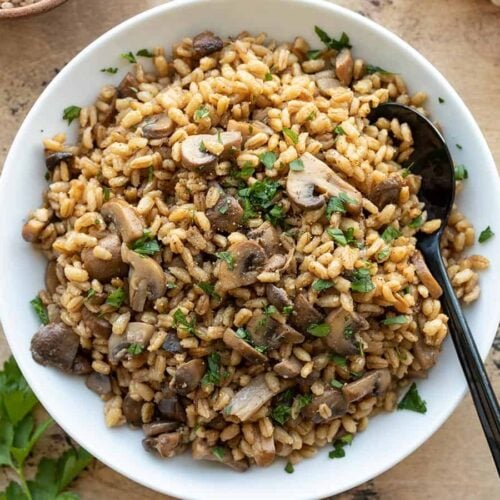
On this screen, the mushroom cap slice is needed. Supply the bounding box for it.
[140,113,174,139]
[45,152,74,171]
[266,285,293,311]
[218,240,266,291]
[173,359,206,395]
[223,328,267,364]
[82,233,129,282]
[411,250,443,299]
[117,72,139,98]
[335,48,354,86]
[192,31,224,58]
[85,372,112,397]
[369,175,404,208]
[289,293,323,334]
[273,356,302,378]
[81,307,112,339]
[122,245,167,312]
[126,322,155,345]
[286,153,362,212]
[413,334,439,370]
[247,221,283,256]
[206,193,243,233]
[180,132,242,170]
[301,389,348,423]
[342,369,391,403]
[143,431,184,458]
[324,308,369,356]
[142,421,180,437]
[101,199,144,243]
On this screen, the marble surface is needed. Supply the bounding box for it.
[0,0,499,498]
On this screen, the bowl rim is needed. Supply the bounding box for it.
[0,0,499,497]
[0,0,67,19]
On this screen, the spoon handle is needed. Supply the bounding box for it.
[425,250,500,474]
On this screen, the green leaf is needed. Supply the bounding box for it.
[314,26,351,51]
[456,143,463,150]
[339,434,353,446]
[197,282,220,300]
[271,403,291,425]
[438,97,445,104]
[259,151,277,170]
[325,192,358,218]
[306,49,321,60]
[57,447,94,492]
[238,178,283,226]
[365,64,393,75]
[397,382,427,414]
[10,418,53,469]
[454,164,468,180]
[294,393,312,411]
[127,343,144,356]
[201,353,222,386]
[101,67,118,74]
[330,354,347,367]
[289,159,304,171]
[62,106,81,126]
[30,297,48,325]
[0,417,14,468]
[307,323,330,337]
[103,187,110,201]
[376,247,391,262]
[381,225,401,243]
[194,106,210,120]
[215,251,235,270]
[233,164,255,180]
[121,51,137,63]
[129,230,161,256]
[382,315,408,326]
[479,226,494,243]
[326,228,347,246]
[329,442,346,459]
[408,215,423,229]
[136,49,153,57]
[350,268,375,293]
[235,328,250,341]
[330,378,344,389]
[105,288,125,308]
[311,279,333,292]
[284,462,294,473]
[334,125,345,135]
[173,309,196,335]
[282,128,299,144]
[264,305,278,316]
[264,72,273,82]
[282,305,294,315]
[211,447,225,461]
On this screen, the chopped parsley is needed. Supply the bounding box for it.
[382,315,408,326]
[194,106,210,120]
[381,225,401,243]
[218,198,230,214]
[408,215,423,229]
[295,393,312,410]
[307,49,322,60]
[350,268,375,293]
[101,67,118,74]
[136,48,154,57]
[62,105,81,125]
[235,328,251,341]
[202,352,222,385]
[289,158,304,171]
[173,309,197,335]
[456,143,463,150]
[264,72,273,82]
[479,226,494,243]
[326,227,356,247]
[334,125,346,135]
[397,382,427,413]
[312,279,333,292]
[103,186,111,201]
[30,297,49,325]
[129,230,160,256]
[211,446,225,461]
[271,403,292,425]
[306,111,316,121]
[365,64,393,75]
[121,51,137,63]
[330,378,344,389]
[329,442,346,458]
[325,192,358,217]
[376,247,391,262]
[199,141,207,153]
[106,287,125,308]
[343,323,354,340]
[331,354,347,367]
[127,343,144,356]
[283,127,299,144]
[197,282,220,300]
[86,288,96,299]
[238,178,284,226]
[233,164,255,180]
[264,304,278,316]
[259,151,278,170]
[147,166,154,183]
[282,305,294,315]
[215,251,235,270]
[438,97,445,104]
[284,462,294,474]
[167,282,177,290]
[314,26,351,50]
[455,164,468,181]
[307,323,330,337]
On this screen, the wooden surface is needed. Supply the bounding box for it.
[0,0,499,498]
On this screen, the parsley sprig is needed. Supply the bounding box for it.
[314,26,351,51]
[129,230,161,256]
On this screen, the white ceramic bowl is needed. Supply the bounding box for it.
[0,1,499,498]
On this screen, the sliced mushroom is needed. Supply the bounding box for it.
[71,354,92,375]
[324,308,368,356]
[247,221,282,256]
[217,240,266,291]
[107,334,131,364]
[101,199,144,243]
[81,307,112,338]
[314,71,342,97]
[22,219,46,243]
[226,374,283,422]
[45,260,60,295]
[369,175,404,208]
[162,331,184,354]
[126,322,155,346]
[206,193,243,233]
[273,356,302,378]
[286,153,362,212]
[173,359,206,396]
[117,72,139,98]
[253,433,275,467]
[140,113,174,140]
[342,369,391,403]
[142,421,180,437]
[266,285,293,311]
[192,439,249,471]
[301,389,348,423]
[246,314,283,350]
[85,372,112,397]
[289,294,323,334]
[45,152,74,171]
[411,250,443,299]
[192,31,224,58]
[82,233,129,281]
[223,328,267,364]
[31,322,80,373]
[158,393,187,422]
[122,245,166,312]
[335,48,354,86]
[123,394,143,426]
[143,431,184,458]
[277,323,305,344]
[413,334,439,370]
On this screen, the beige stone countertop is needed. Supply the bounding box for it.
[0,0,499,498]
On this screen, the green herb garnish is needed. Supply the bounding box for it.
[408,215,423,229]
[271,403,292,425]
[264,72,273,82]
[101,67,118,74]
[312,279,333,292]
[307,323,330,337]
[211,446,225,461]
[325,192,358,217]
[199,141,207,153]
[121,51,137,63]
[129,230,160,256]
[86,288,96,299]
[330,378,344,389]
[282,305,294,315]
[106,287,125,308]
[307,49,322,60]
[314,26,351,50]
[197,282,220,300]
[438,97,445,104]
[397,382,427,413]
[283,127,299,144]
[376,247,391,262]
[455,164,468,181]
[136,48,154,57]
[202,352,222,386]
[479,226,494,243]
[456,144,463,150]
[127,343,144,356]
[334,125,345,135]
[284,462,294,473]
[326,227,356,247]
[259,151,277,170]
[173,309,197,335]
[331,354,347,367]
[103,186,111,201]
[289,159,304,171]
[62,105,81,125]
[382,315,408,326]
[30,297,48,325]
[238,178,283,226]
[215,251,235,270]
[350,268,375,293]
[381,225,401,243]
[365,64,393,75]
[194,106,210,120]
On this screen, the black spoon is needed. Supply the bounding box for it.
[369,102,500,474]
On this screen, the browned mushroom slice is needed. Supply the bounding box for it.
[411,250,443,299]
[335,48,354,86]
[324,308,368,356]
[266,285,293,311]
[162,331,184,354]
[140,113,174,139]
[101,199,144,243]
[30,322,80,373]
[286,153,362,212]
[45,152,74,171]
[247,221,282,256]
[192,31,224,58]
[218,240,266,291]
[223,328,267,364]
[142,421,180,437]
[82,233,129,281]
[123,395,144,426]
[81,307,112,338]
[117,72,139,98]
[173,359,206,396]
[226,375,283,422]
[180,132,242,170]
[206,193,243,233]
[143,431,184,458]
[126,322,155,346]
[45,260,60,295]
[314,71,342,97]
[277,323,305,344]
[289,294,323,334]
[21,219,46,243]
[85,372,112,397]
[121,245,166,312]
[246,314,282,350]
[369,175,404,208]
[192,439,249,471]
[342,369,391,403]
[413,335,439,370]
[158,392,187,422]
[273,356,301,378]
[301,389,348,423]
[108,334,130,364]
[253,433,275,467]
